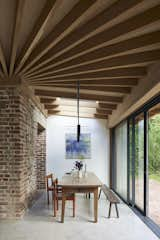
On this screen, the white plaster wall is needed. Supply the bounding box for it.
[46,115,110,184]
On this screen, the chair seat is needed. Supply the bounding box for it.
[48,186,54,191]
[48,185,62,190]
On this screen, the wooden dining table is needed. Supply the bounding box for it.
[59,172,102,223]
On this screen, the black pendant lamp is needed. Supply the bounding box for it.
[77,80,80,142]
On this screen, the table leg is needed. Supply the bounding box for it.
[61,190,66,223]
[94,188,98,222]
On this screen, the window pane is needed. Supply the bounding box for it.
[135,113,144,211]
[148,103,160,226]
[129,120,133,202]
[115,121,128,200]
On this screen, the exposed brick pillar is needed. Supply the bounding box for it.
[0,85,46,219]
[36,128,46,190]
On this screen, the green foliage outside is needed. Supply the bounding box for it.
[135,117,144,179]
[130,113,160,182]
[148,114,160,181]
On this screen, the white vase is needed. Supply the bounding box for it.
[78,170,83,178]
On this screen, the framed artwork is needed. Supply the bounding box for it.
[65,133,91,159]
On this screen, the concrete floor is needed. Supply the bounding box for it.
[0,192,158,240]
[149,179,160,226]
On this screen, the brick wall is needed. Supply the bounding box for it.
[0,85,46,219]
[36,128,46,190]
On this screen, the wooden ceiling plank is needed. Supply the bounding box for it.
[25,49,160,78]
[47,110,97,116]
[39,84,131,94]
[22,4,160,75]
[40,97,56,104]
[17,0,96,74]
[98,102,117,110]
[45,105,98,114]
[40,97,118,109]
[14,0,58,75]
[9,0,25,76]
[24,61,149,79]
[22,0,145,75]
[48,110,60,115]
[29,78,139,86]
[25,41,160,78]
[31,33,160,77]
[35,89,123,103]
[0,43,8,76]
[96,108,112,115]
[44,104,59,109]
[94,113,108,119]
[48,111,97,119]
[0,68,4,78]
[26,66,146,81]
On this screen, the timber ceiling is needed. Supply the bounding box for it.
[0,0,160,119]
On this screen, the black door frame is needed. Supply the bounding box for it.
[112,94,160,220]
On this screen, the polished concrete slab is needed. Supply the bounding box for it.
[0,192,158,240]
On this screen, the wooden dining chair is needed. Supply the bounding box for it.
[45,173,54,205]
[52,178,75,217]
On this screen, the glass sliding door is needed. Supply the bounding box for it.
[134,113,145,211]
[112,95,160,234]
[148,103,160,226]
[128,119,133,203]
[114,121,128,201]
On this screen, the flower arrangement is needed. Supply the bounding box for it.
[74,161,83,171]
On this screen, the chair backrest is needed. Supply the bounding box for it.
[52,178,59,197]
[45,173,53,190]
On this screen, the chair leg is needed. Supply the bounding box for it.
[53,194,56,217]
[57,198,59,211]
[86,193,90,198]
[108,202,112,218]
[98,189,102,199]
[47,191,49,205]
[115,203,119,218]
[73,198,75,217]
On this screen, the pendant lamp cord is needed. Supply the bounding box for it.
[77,80,80,125]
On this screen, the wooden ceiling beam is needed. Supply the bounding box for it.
[9,0,25,76]
[40,97,56,104]
[96,108,112,115]
[14,0,58,75]
[24,31,160,78]
[0,43,8,76]
[47,111,99,119]
[36,85,131,94]
[0,68,4,78]
[46,105,98,114]
[27,67,146,81]
[19,0,96,74]
[48,110,60,115]
[44,102,117,111]
[94,113,108,119]
[47,110,100,118]
[22,4,160,75]
[30,78,138,86]
[35,89,123,103]
[98,103,117,110]
[44,104,59,109]
[25,49,160,79]
[25,46,160,79]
